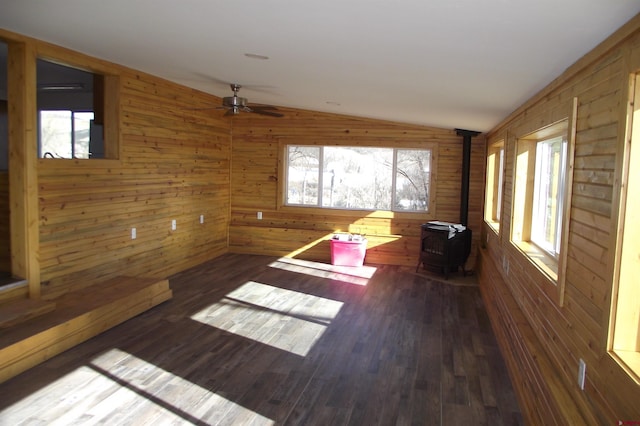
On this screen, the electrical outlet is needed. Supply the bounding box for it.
[578,359,586,390]
[171,219,177,231]
[257,211,263,220]
[131,227,136,240]
[502,255,509,275]
[199,214,204,224]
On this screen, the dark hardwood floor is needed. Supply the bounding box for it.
[0,254,523,425]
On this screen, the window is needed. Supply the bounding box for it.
[285,145,432,212]
[531,136,566,257]
[511,119,571,281]
[40,110,94,159]
[37,58,119,159]
[484,140,504,231]
[610,72,640,379]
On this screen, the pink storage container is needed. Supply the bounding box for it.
[330,239,367,266]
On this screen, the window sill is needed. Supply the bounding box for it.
[611,350,640,385]
[485,219,500,233]
[513,240,558,282]
[279,204,435,220]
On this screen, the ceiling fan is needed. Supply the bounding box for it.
[219,84,283,117]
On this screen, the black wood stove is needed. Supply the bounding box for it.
[416,222,472,279]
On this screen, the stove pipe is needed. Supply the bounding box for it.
[455,129,481,226]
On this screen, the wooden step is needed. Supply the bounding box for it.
[0,298,56,329]
[0,278,29,303]
[0,276,172,384]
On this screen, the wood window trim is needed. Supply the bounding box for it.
[512,240,558,281]
[276,140,439,219]
[36,54,121,161]
[510,99,577,306]
[484,139,504,233]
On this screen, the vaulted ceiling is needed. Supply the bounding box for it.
[1,1,639,132]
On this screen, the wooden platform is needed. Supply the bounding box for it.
[0,276,172,384]
[0,298,56,329]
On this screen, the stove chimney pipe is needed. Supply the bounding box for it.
[455,128,481,226]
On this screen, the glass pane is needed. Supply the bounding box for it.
[287,146,319,205]
[40,110,72,158]
[532,136,564,255]
[395,149,431,211]
[73,112,94,159]
[322,147,392,210]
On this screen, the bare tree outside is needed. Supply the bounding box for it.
[40,110,93,159]
[287,146,319,205]
[395,149,431,211]
[323,147,392,210]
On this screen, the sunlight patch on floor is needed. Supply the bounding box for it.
[269,256,376,286]
[1,348,274,425]
[89,348,274,425]
[0,365,116,424]
[191,280,344,356]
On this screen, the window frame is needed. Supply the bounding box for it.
[510,100,576,306]
[280,143,435,215]
[530,135,567,258]
[484,139,505,232]
[36,56,120,161]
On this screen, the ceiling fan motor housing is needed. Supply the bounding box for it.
[222,95,248,108]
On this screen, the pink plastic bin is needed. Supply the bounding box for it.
[330,239,367,266]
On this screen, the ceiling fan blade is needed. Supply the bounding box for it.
[249,105,279,110]
[247,105,284,117]
[185,106,223,111]
[249,108,284,117]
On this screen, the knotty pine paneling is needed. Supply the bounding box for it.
[0,171,9,274]
[479,14,640,424]
[14,37,233,298]
[229,111,485,268]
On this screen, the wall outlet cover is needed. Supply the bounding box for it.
[578,359,586,390]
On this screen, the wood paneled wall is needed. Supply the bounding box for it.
[39,78,231,299]
[478,14,640,424]
[0,29,231,299]
[229,110,485,268]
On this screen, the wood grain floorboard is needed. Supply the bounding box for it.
[0,254,523,425]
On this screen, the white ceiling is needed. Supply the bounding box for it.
[1,1,639,132]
